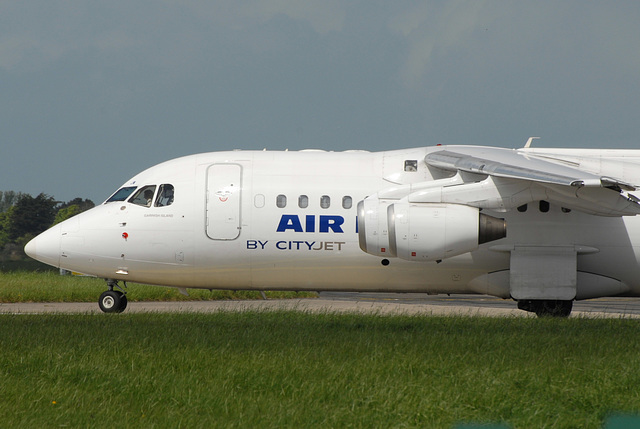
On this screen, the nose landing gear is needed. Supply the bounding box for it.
[99,280,128,313]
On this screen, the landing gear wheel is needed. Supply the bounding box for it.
[99,290,128,313]
[115,291,127,312]
[535,300,572,318]
[518,299,573,317]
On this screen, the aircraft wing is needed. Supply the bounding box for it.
[424,146,640,216]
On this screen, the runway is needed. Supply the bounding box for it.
[1,292,640,318]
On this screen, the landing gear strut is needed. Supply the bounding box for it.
[99,280,128,313]
[517,299,573,318]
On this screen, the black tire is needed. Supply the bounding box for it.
[99,290,126,313]
[535,300,573,318]
[116,291,128,312]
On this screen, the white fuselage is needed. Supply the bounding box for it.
[25,147,640,300]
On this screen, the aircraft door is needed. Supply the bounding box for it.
[206,163,242,240]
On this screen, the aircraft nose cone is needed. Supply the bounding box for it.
[24,224,62,268]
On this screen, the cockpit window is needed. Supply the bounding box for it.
[106,186,137,203]
[155,184,174,207]
[129,185,157,207]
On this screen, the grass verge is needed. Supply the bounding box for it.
[0,271,315,303]
[0,312,639,428]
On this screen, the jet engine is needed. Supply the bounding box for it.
[358,200,506,262]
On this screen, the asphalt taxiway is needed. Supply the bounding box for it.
[1,292,640,317]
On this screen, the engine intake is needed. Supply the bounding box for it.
[357,198,393,257]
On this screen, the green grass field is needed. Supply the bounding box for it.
[0,271,315,303]
[1,311,639,428]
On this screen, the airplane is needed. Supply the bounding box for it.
[24,140,640,317]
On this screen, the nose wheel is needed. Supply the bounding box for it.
[99,280,128,313]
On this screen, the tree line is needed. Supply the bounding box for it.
[0,191,95,263]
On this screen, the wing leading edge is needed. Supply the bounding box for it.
[424,146,640,216]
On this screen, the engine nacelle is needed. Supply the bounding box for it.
[357,198,393,257]
[388,203,506,261]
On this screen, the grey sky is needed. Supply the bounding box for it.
[2,1,640,203]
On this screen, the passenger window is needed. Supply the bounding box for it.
[320,195,330,209]
[342,196,352,209]
[106,186,137,203]
[299,195,309,209]
[276,194,287,208]
[404,160,418,172]
[129,185,157,207]
[254,194,265,208]
[517,204,527,212]
[154,184,174,207]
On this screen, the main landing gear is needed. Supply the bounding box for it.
[99,279,128,313]
[517,299,573,318]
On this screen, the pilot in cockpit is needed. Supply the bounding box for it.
[144,189,154,207]
[155,184,175,207]
[163,187,174,206]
